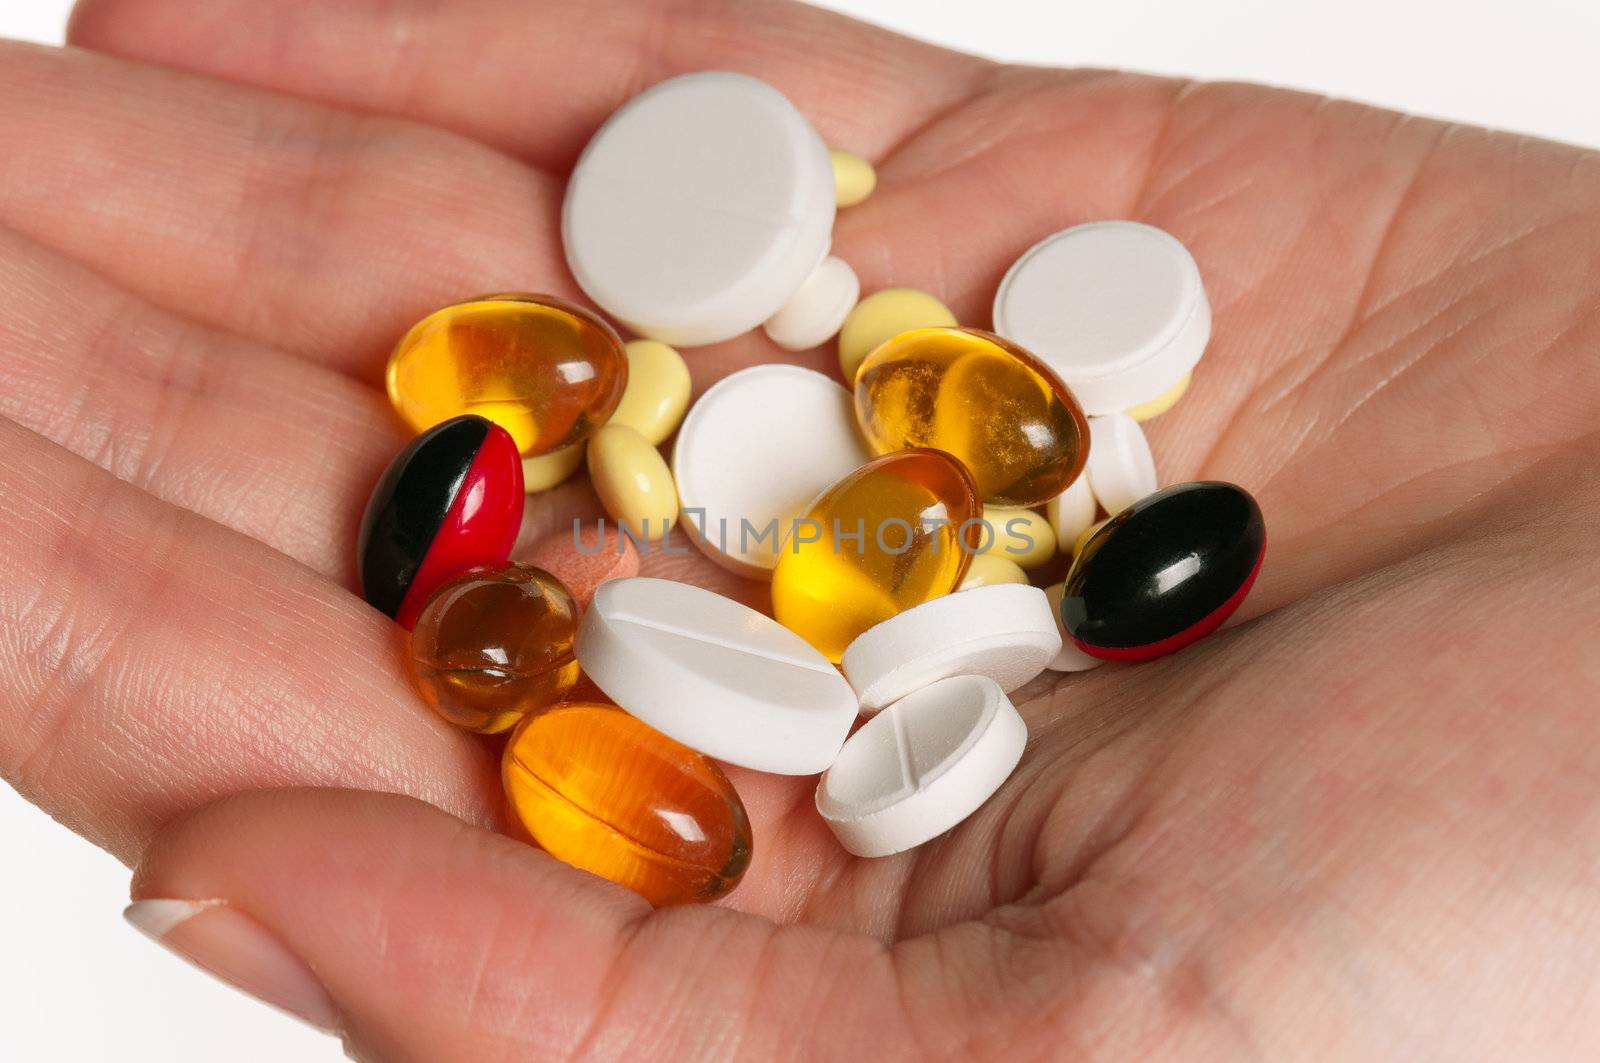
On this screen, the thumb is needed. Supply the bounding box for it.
[123,788,905,1061]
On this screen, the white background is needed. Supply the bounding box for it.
[2,1,1598,1060]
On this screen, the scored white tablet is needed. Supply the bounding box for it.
[992,220,1211,415]
[817,675,1028,858]
[841,584,1061,715]
[563,71,839,348]
[576,577,859,775]
[1084,413,1158,516]
[673,364,871,578]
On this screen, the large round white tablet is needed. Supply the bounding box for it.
[817,675,1027,858]
[841,584,1061,715]
[1084,413,1157,516]
[673,364,870,578]
[563,71,837,347]
[992,221,1211,415]
[576,577,858,775]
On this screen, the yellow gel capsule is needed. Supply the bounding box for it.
[610,340,691,445]
[503,702,752,906]
[1125,371,1192,422]
[772,449,979,661]
[386,293,628,456]
[837,288,957,383]
[830,148,877,208]
[521,444,585,493]
[978,505,1056,569]
[854,327,1090,507]
[587,423,678,541]
[959,553,1030,590]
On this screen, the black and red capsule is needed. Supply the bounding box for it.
[1061,481,1265,661]
[358,415,525,629]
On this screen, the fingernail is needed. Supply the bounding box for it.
[124,899,341,1034]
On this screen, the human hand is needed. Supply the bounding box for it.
[2,0,1598,1057]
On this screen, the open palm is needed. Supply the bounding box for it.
[3,1,1598,1058]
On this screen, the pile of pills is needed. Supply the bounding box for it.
[354,71,1265,906]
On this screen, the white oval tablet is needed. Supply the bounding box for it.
[563,72,837,347]
[577,578,858,775]
[1043,582,1105,672]
[1084,413,1157,516]
[992,221,1210,415]
[673,364,870,578]
[817,675,1027,857]
[762,255,860,351]
[842,584,1061,716]
[1047,474,1097,555]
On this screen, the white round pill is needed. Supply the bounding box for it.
[762,255,860,351]
[841,584,1061,716]
[1084,413,1157,516]
[817,675,1027,858]
[1046,473,1097,556]
[577,578,858,775]
[992,221,1210,415]
[1043,582,1105,672]
[672,364,870,579]
[563,71,837,348]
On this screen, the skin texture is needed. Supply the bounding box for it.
[0,0,1597,1058]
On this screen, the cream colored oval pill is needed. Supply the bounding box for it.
[959,554,1029,590]
[522,444,585,493]
[611,340,691,445]
[587,424,679,541]
[1125,371,1191,422]
[830,149,877,208]
[838,288,957,382]
[1072,518,1108,558]
[978,506,1056,569]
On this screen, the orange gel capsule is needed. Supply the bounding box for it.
[772,449,980,662]
[854,327,1090,507]
[386,293,628,456]
[407,564,581,734]
[502,703,753,905]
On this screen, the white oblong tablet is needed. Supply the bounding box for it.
[577,578,858,775]
[1043,582,1105,673]
[992,221,1210,415]
[841,584,1061,716]
[763,255,860,351]
[817,675,1027,857]
[1046,474,1097,556]
[672,364,871,578]
[563,71,837,348]
[1084,413,1157,517]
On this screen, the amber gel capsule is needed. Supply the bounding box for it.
[502,703,753,905]
[772,449,980,662]
[854,327,1090,507]
[386,293,628,456]
[408,564,581,734]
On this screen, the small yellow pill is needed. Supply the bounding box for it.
[977,506,1057,569]
[959,554,1029,590]
[1073,519,1108,557]
[838,289,957,383]
[1125,372,1192,422]
[830,149,877,208]
[587,424,679,541]
[521,444,585,493]
[611,340,692,445]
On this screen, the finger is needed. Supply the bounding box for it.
[0,224,406,577]
[128,789,912,1060]
[69,0,985,171]
[0,41,560,376]
[0,418,497,864]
